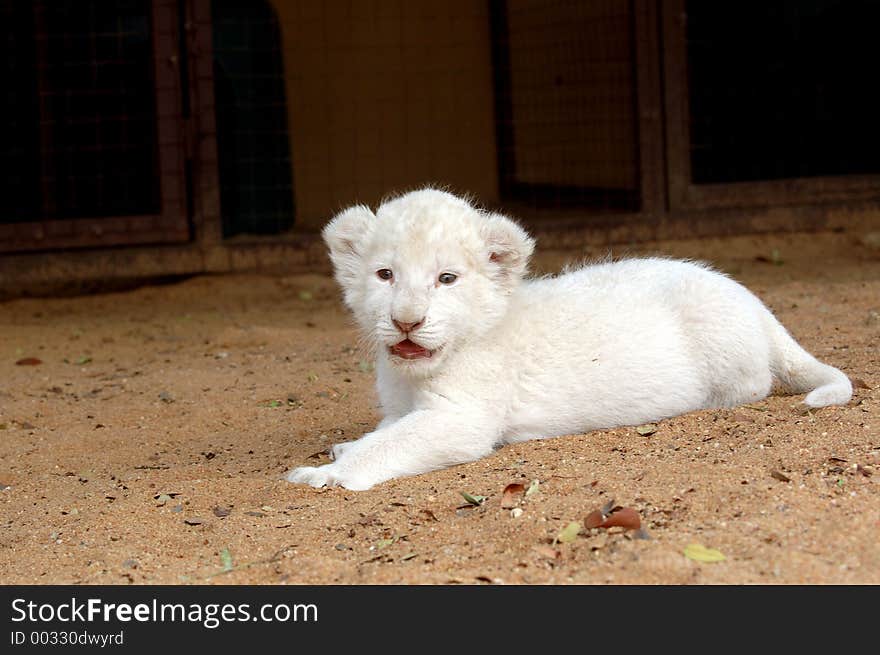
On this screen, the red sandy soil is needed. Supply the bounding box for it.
[0,230,878,584]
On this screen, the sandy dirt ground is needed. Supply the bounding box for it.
[1,230,878,585]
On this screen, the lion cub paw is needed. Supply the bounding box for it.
[286,464,373,491]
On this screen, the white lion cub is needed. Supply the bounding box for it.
[287,189,852,490]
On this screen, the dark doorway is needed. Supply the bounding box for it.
[687,1,880,185]
[212,0,294,238]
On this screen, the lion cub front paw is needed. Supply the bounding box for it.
[286,464,373,491]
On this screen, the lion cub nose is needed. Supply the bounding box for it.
[392,318,424,334]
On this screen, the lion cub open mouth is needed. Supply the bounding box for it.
[389,339,433,360]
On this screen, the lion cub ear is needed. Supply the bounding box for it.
[481,213,535,284]
[322,205,375,289]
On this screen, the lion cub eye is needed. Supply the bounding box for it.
[438,272,458,285]
[376,269,393,281]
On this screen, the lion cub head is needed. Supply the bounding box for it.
[322,189,535,376]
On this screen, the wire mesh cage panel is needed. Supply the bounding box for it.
[491,0,640,211]
[212,0,294,238]
[0,0,187,253]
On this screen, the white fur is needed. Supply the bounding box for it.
[287,189,852,490]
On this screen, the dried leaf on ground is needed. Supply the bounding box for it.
[850,378,871,390]
[220,548,234,572]
[460,492,486,506]
[770,470,791,482]
[584,503,642,530]
[684,543,726,563]
[599,507,641,530]
[556,521,582,544]
[525,480,540,497]
[501,483,525,509]
[771,249,783,265]
[15,357,42,366]
[756,250,784,265]
[584,509,605,529]
[154,492,180,506]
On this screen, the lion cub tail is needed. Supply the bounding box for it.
[765,313,852,408]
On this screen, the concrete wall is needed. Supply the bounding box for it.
[270,0,499,230]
